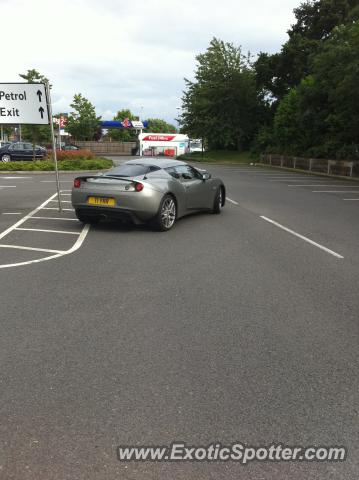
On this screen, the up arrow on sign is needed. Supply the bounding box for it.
[0,83,49,124]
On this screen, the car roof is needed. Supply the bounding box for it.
[125,157,186,168]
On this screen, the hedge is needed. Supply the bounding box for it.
[47,149,95,160]
[0,158,113,171]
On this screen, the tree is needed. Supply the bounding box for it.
[66,94,101,141]
[255,0,359,103]
[180,37,266,150]
[146,118,176,133]
[106,109,138,141]
[19,69,51,159]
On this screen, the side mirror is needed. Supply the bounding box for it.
[201,172,211,181]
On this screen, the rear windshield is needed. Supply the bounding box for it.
[105,164,160,177]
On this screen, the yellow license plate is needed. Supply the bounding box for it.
[87,196,116,206]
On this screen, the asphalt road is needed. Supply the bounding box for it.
[0,162,358,479]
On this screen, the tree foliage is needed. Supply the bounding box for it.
[146,118,176,133]
[180,38,267,150]
[255,0,359,158]
[66,94,101,141]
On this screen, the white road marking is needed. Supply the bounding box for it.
[60,193,71,196]
[0,192,59,241]
[288,184,359,187]
[0,191,89,269]
[343,198,359,201]
[269,178,316,182]
[0,244,65,254]
[31,216,78,221]
[0,185,16,188]
[226,197,239,205]
[0,225,90,269]
[260,216,344,259]
[41,180,72,183]
[0,176,32,179]
[42,207,75,211]
[49,199,71,203]
[2,212,22,215]
[15,227,80,235]
[60,190,71,192]
[312,190,359,193]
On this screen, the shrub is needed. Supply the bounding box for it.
[0,158,113,171]
[49,149,95,160]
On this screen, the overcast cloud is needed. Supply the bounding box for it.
[2,0,300,123]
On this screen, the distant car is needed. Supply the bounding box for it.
[0,142,46,162]
[0,141,11,149]
[71,158,225,231]
[63,144,79,150]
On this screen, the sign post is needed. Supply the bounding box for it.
[45,82,62,212]
[0,82,62,211]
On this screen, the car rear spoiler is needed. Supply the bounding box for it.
[75,175,134,182]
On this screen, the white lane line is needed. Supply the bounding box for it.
[42,207,75,211]
[31,216,78,221]
[0,176,32,179]
[60,190,71,192]
[0,224,90,269]
[312,190,359,193]
[41,180,72,183]
[60,193,71,196]
[15,227,80,235]
[343,198,359,201]
[0,244,65,254]
[2,212,22,215]
[226,197,239,205]
[0,192,58,241]
[49,199,71,204]
[0,185,17,188]
[260,216,344,259]
[269,179,316,182]
[288,184,359,187]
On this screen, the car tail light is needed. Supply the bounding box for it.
[135,182,144,192]
[74,178,81,188]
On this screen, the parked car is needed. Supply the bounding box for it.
[72,158,226,231]
[63,144,79,150]
[0,142,47,162]
[0,141,11,148]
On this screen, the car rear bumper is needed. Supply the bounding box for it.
[74,205,152,224]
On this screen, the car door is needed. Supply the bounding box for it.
[174,165,212,210]
[10,143,25,160]
[23,142,34,159]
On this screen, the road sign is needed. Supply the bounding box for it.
[0,83,49,124]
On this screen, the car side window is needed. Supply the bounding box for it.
[175,165,201,181]
[165,167,180,179]
[24,143,33,150]
[13,143,24,150]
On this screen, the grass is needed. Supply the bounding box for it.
[178,150,258,164]
[0,157,113,171]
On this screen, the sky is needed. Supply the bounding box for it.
[1,0,300,124]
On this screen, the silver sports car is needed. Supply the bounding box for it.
[71,158,225,231]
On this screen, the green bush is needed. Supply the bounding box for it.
[0,158,113,171]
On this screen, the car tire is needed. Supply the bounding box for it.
[212,186,223,214]
[75,211,100,224]
[152,194,177,231]
[1,154,11,163]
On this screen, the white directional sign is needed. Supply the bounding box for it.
[0,83,49,124]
